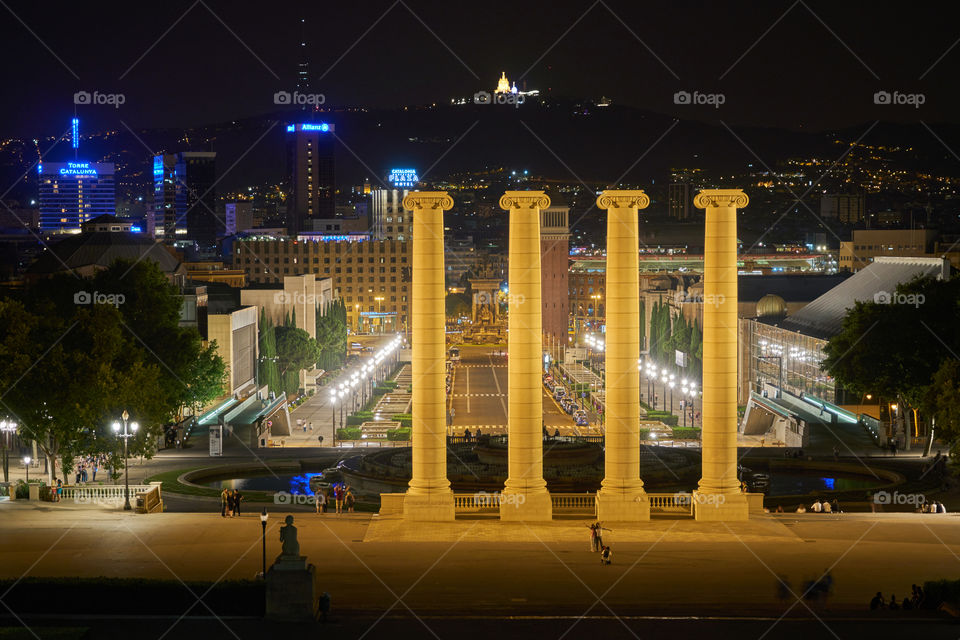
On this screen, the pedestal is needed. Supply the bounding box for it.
[498,489,553,522]
[403,489,456,521]
[693,491,749,521]
[265,555,319,621]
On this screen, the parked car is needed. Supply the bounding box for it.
[553,387,566,401]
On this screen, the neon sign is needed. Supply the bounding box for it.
[153,156,164,178]
[286,123,332,133]
[388,168,419,188]
[71,118,79,149]
[59,162,98,177]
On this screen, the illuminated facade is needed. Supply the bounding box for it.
[152,152,217,246]
[286,122,335,235]
[233,236,410,334]
[39,161,116,233]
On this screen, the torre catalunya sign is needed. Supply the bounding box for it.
[386,188,753,523]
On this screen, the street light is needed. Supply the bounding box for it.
[112,410,139,511]
[260,509,268,578]
[22,455,30,484]
[0,420,16,484]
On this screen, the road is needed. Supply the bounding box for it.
[448,345,578,435]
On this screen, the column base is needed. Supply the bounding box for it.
[499,489,553,521]
[402,489,455,522]
[596,489,650,522]
[692,491,749,521]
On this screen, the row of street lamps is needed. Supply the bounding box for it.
[640,359,700,427]
[329,335,404,433]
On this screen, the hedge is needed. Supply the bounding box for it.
[646,411,679,426]
[346,410,375,426]
[391,413,413,428]
[336,426,362,440]
[671,427,701,439]
[386,427,412,441]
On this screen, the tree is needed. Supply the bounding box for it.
[446,293,471,320]
[823,276,960,447]
[922,359,960,455]
[0,260,228,481]
[275,326,319,396]
[258,310,282,395]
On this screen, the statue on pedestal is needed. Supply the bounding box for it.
[279,515,299,557]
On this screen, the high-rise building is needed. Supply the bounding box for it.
[541,206,570,340]
[39,161,116,233]
[38,118,115,233]
[225,202,254,235]
[152,152,217,245]
[369,187,411,241]
[820,193,864,224]
[668,183,691,220]
[286,122,335,235]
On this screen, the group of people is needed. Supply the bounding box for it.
[588,521,612,564]
[920,501,948,513]
[808,498,841,513]
[870,584,925,610]
[73,455,105,484]
[314,483,355,515]
[461,429,484,441]
[219,488,244,517]
[295,419,314,434]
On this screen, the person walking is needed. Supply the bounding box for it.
[220,488,230,517]
[225,490,235,517]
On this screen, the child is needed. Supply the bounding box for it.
[600,545,612,565]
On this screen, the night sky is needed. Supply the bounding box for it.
[3,0,960,137]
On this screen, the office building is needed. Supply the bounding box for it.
[152,152,218,246]
[39,161,115,233]
[668,183,691,220]
[286,122,335,235]
[838,229,937,271]
[225,202,254,235]
[233,236,410,334]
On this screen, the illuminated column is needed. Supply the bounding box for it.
[693,189,749,521]
[500,191,552,521]
[595,190,650,521]
[402,191,455,521]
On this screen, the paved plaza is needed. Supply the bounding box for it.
[2,499,960,620]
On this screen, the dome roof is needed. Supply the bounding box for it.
[756,294,787,318]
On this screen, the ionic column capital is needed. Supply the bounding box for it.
[596,190,650,210]
[693,189,749,209]
[403,191,454,211]
[499,190,551,211]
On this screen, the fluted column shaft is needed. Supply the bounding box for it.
[500,191,552,521]
[402,192,454,521]
[694,189,750,520]
[597,191,649,512]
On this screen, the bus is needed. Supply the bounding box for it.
[449,346,461,363]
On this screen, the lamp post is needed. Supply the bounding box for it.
[0,420,16,484]
[23,455,30,484]
[260,508,268,578]
[112,410,139,511]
